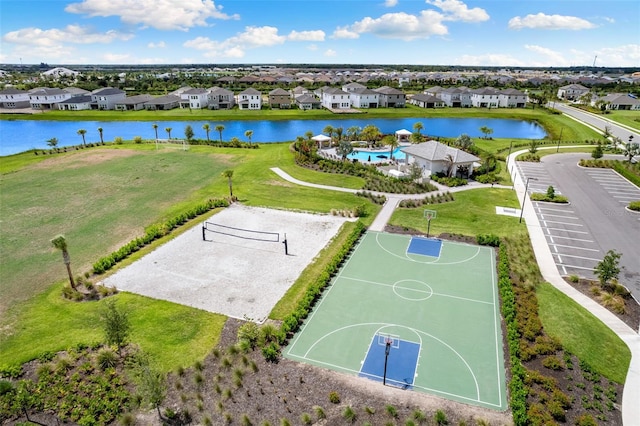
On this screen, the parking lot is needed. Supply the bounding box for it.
[516,154,640,298]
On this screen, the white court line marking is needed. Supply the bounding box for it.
[549,244,600,252]
[552,253,601,262]
[544,234,594,243]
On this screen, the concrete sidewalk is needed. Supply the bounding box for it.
[508,149,640,426]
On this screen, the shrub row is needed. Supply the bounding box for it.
[279,221,366,338]
[430,175,467,187]
[629,201,640,211]
[474,173,500,184]
[398,192,454,208]
[476,234,500,247]
[579,159,640,187]
[496,244,527,426]
[530,193,569,203]
[355,191,387,205]
[92,198,230,274]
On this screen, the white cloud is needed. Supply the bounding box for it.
[184,26,285,59]
[426,0,489,22]
[65,0,239,31]
[307,44,319,51]
[3,25,132,47]
[457,53,525,66]
[332,26,360,39]
[348,11,448,40]
[603,17,615,24]
[384,0,398,7]
[103,53,132,62]
[287,30,325,42]
[324,49,337,57]
[148,41,166,48]
[594,44,640,67]
[508,13,596,30]
[524,44,568,66]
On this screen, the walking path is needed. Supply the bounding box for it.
[270,164,640,425]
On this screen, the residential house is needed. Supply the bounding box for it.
[91,87,126,110]
[0,88,31,108]
[593,93,640,111]
[179,88,209,109]
[207,87,235,110]
[498,88,527,108]
[349,88,379,108]
[143,95,181,110]
[374,86,406,108]
[295,94,321,110]
[342,82,367,93]
[114,94,154,111]
[408,94,445,108]
[268,88,291,109]
[41,67,79,79]
[57,95,93,110]
[29,88,72,109]
[320,87,351,110]
[470,87,500,108]
[436,87,472,107]
[557,84,589,101]
[401,141,480,178]
[237,88,262,110]
[64,87,90,97]
[290,86,311,99]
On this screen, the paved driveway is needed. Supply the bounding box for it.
[516,153,640,298]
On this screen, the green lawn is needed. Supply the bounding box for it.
[535,282,631,383]
[0,283,225,372]
[389,187,525,237]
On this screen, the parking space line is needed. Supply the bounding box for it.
[544,234,594,243]
[541,227,589,234]
[540,219,583,226]
[548,243,599,252]
[551,253,601,262]
[536,207,575,213]
[558,264,596,271]
[538,213,579,219]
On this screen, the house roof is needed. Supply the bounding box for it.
[183,88,208,95]
[117,94,154,104]
[29,88,69,96]
[374,86,404,95]
[401,141,480,164]
[58,95,92,104]
[238,88,261,95]
[395,129,412,135]
[208,86,234,95]
[0,87,27,95]
[144,95,180,105]
[351,88,378,95]
[600,93,640,106]
[296,94,320,104]
[92,87,125,96]
[410,94,441,103]
[269,88,289,96]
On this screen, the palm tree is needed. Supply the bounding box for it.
[46,137,59,149]
[152,124,159,140]
[202,123,211,143]
[51,235,75,289]
[304,130,313,141]
[97,127,104,144]
[361,124,381,148]
[215,125,225,143]
[413,121,424,136]
[383,134,398,160]
[444,154,455,177]
[334,127,344,144]
[244,129,253,145]
[77,129,87,146]
[165,127,172,139]
[346,126,361,142]
[322,125,334,145]
[221,169,234,197]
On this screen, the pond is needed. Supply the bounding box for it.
[0,117,547,156]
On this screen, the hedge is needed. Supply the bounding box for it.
[92,198,230,274]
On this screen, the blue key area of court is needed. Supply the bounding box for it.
[359,335,420,389]
[285,231,508,411]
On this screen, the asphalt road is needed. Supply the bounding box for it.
[553,103,639,144]
[517,153,640,299]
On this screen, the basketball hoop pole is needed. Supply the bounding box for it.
[426,216,432,238]
[383,340,391,386]
[282,233,288,255]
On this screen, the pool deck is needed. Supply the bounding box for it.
[320,144,409,164]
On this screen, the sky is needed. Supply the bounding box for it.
[0,0,638,67]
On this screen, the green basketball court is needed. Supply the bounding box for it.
[284,231,508,411]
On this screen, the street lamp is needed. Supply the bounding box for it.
[556,127,564,153]
[519,177,538,224]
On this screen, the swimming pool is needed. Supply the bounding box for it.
[347,147,406,162]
